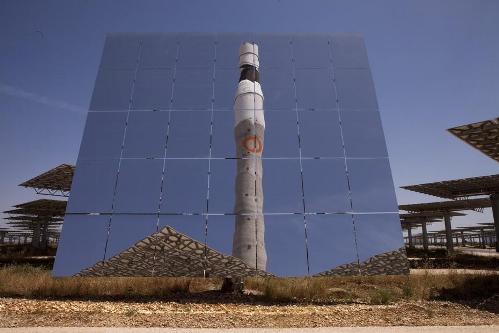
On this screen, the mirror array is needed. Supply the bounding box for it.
[54,33,408,277]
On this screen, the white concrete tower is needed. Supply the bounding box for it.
[232,42,267,270]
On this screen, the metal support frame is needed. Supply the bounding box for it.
[33,188,69,197]
[443,213,454,254]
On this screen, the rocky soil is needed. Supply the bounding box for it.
[1,297,498,328]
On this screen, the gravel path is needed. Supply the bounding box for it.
[2,327,499,333]
[1,298,498,328]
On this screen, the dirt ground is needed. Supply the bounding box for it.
[1,297,498,328]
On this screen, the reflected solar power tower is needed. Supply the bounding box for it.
[53,33,409,277]
[232,43,267,270]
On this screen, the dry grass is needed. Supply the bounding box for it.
[0,265,218,299]
[246,272,499,305]
[0,265,497,306]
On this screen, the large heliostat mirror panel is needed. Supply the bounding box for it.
[54,33,407,277]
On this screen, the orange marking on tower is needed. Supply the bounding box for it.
[241,135,263,153]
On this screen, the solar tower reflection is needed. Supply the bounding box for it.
[232,42,267,270]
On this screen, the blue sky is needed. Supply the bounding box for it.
[0,0,498,234]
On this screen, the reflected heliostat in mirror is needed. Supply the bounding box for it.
[105,214,158,261]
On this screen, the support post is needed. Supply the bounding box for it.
[40,221,49,250]
[491,193,499,253]
[444,213,454,254]
[422,221,429,252]
[480,227,486,249]
[407,226,413,248]
[32,222,41,249]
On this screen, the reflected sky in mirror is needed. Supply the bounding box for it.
[265,214,308,276]
[53,215,109,276]
[353,213,404,262]
[306,214,358,275]
[106,214,157,260]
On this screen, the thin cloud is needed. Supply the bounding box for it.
[0,82,87,113]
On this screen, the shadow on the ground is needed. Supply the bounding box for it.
[407,249,499,270]
[434,274,499,314]
[0,290,363,307]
